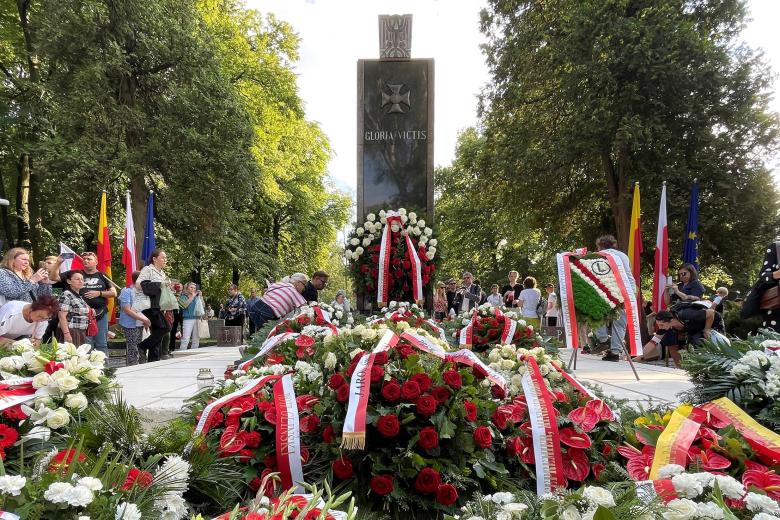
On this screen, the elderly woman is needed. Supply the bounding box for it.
[0,247,52,305]
[179,282,203,350]
[136,249,171,362]
[330,290,351,314]
[0,294,59,345]
[248,273,308,329]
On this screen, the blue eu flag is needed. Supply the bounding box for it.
[141,192,156,265]
[682,181,699,269]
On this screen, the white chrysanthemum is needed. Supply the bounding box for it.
[713,474,745,500]
[116,502,142,520]
[349,238,359,246]
[753,513,780,520]
[658,464,686,478]
[154,455,191,494]
[695,502,724,519]
[0,475,26,496]
[746,492,780,514]
[324,352,338,369]
[489,492,514,504]
[583,486,616,507]
[663,498,699,520]
[672,473,705,498]
[77,476,103,492]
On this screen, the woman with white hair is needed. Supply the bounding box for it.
[330,289,351,313]
[248,273,309,329]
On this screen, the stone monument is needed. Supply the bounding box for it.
[357,14,434,222]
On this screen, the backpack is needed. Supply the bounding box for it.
[536,297,547,318]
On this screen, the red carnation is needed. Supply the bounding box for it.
[410,373,432,392]
[442,370,462,390]
[373,351,389,365]
[244,430,262,448]
[431,386,450,404]
[414,467,441,494]
[300,414,321,433]
[0,425,19,449]
[401,380,421,400]
[415,395,438,416]
[332,457,354,480]
[336,384,350,403]
[122,468,154,490]
[329,374,346,389]
[381,380,402,401]
[370,365,385,383]
[464,400,478,422]
[418,426,439,450]
[436,483,459,506]
[370,474,394,496]
[473,426,493,449]
[376,414,400,438]
[322,424,334,443]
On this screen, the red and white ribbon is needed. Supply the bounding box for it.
[399,331,447,359]
[377,212,401,306]
[556,253,579,350]
[634,480,677,504]
[445,349,507,390]
[274,374,305,492]
[0,377,36,412]
[500,315,518,344]
[238,333,299,371]
[426,319,448,342]
[186,375,280,455]
[341,330,399,449]
[313,306,339,335]
[403,232,424,304]
[458,309,477,347]
[522,357,566,495]
[596,250,643,356]
[0,511,20,520]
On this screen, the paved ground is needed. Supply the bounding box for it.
[115,346,694,428]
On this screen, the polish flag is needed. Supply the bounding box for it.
[652,183,669,312]
[59,243,85,273]
[122,191,137,287]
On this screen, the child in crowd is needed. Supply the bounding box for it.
[486,284,502,307]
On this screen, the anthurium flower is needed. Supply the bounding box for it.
[558,427,592,449]
[561,447,590,482]
[617,444,655,480]
[688,446,731,471]
[742,469,780,500]
[568,406,599,432]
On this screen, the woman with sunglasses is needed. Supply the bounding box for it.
[664,263,705,307]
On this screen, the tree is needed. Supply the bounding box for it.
[478,0,780,286]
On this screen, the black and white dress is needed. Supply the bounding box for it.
[744,243,780,332]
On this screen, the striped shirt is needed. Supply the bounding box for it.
[260,282,306,318]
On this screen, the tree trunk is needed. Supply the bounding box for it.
[191,251,202,286]
[0,169,14,249]
[601,150,630,250]
[232,266,240,285]
[28,161,43,263]
[15,153,31,249]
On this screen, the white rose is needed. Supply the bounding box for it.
[429,238,438,247]
[355,247,364,255]
[417,219,425,227]
[428,246,437,255]
[462,318,470,326]
[0,357,18,372]
[350,238,359,246]
[426,251,435,260]
[502,503,528,517]
[367,233,375,241]
[380,217,387,224]
[0,475,26,496]
[32,372,53,389]
[324,352,337,370]
[89,350,107,366]
[412,227,421,236]
[501,359,515,370]
[379,210,386,217]
[663,498,699,520]
[351,252,359,260]
[65,392,89,412]
[356,227,364,236]
[362,238,371,247]
[420,235,429,244]
[54,375,80,393]
[46,407,71,429]
[398,208,407,215]
[367,213,376,222]
[561,506,581,520]
[401,215,408,224]
[583,486,616,507]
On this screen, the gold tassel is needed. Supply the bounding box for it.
[340,432,366,450]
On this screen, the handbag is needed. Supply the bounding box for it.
[86,308,98,337]
[159,286,179,311]
[760,242,780,310]
[132,289,151,313]
[197,318,210,339]
[193,297,205,318]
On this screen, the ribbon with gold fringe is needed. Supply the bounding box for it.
[556,252,579,350]
[399,331,447,359]
[403,232,424,304]
[700,397,780,462]
[377,212,401,307]
[458,308,477,347]
[648,404,708,480]
[341,330,399,449]
[596,250,643,356]
[274,374,305,492]
[238,332,299,372]
[522,357,566,494]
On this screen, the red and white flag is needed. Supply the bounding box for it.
[652,183,669,312]
[59,243,85,273]
[122,191,137,287]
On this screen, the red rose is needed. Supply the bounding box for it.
[473,426,493,449]
[381,380,402,401]
[370,365,385,383]
[415,395,437,416]
[464,400,478,422]
[472,365,488,379]
[397,345,415,359]
[376,414,400,437]
[414,467,441,494]
[122,468,153,490]
[442,370,462,390]
[360,264,369,273]
[436,483,459,506]
[410,373,432,392]
[431,386,451,404]
[373,351,389,365]
[370,474,394,496]
[300,414,321,433]
[491,385,506,399]
[332,457,354,480]
[401,380,421,400]
[336,384,350,403]
[329,373,346,389]
[244,430,262,448]
[418,426,439,450]
[322,424,334,443]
